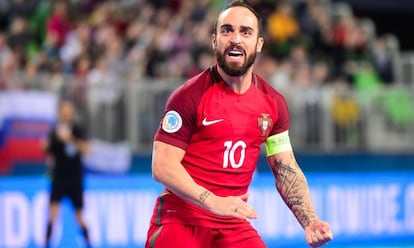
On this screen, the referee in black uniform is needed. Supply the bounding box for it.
[45,100,91,247]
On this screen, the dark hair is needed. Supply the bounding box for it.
[213,0,263,36]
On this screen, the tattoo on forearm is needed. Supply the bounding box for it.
[271,157,317,228]
[199,190,211,203]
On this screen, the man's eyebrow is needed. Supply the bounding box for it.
[240,25,254,32]
[220,24,234,30]
[220,24,254,32]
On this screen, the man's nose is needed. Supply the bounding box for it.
[230,32,241,45]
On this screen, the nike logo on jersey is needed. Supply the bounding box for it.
[202,117,224,126]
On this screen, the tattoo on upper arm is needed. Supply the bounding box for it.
[199,190,211,203]
[270,156,317,228]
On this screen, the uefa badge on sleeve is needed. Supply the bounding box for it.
[258,113,272,137]
[162,110,183,133]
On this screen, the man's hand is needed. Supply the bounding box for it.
[57,124,72,143]
[203,192,257,220]
[305,220,333,247]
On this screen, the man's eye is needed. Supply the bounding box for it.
[242,30,252,36]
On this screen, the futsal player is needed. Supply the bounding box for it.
[146,1,333,247]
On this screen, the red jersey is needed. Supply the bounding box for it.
[150,65,290,228]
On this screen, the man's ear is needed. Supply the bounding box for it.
[211,33,216,50]
[256,36,264,53]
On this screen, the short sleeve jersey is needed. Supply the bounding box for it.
[152,65,289,228]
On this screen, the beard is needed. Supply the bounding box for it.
[215,46,257,77]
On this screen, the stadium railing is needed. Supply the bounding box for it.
[1,72,413,154]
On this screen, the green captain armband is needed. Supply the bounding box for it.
[265,130,292,156]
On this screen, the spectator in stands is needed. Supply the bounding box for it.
[186,46,215,77]
[269,59,293,97]
[334,14,357,48]
[124,19,144,56]
[289,43,310,69]
[46,0,72,48]
[308,61,329,144]
[296,0,320,39]
[191,16,215,50]
[7,16,36,65]
[331,77,362,146]
[124,3,156,78]
[292,64,324,146]
[45,58,64,94]
[23,58,42,89]
[334,14,371,81]
[144,30,169,77]
[190,0,209,22]
[60,20,94,73]
[314,10,335,60]
[312,61,330,85]
[87,56,122,140]
[0,53,19,89]
[42,28,61,63]
[73,54,92,81]
[267,1,300,58]
[32,50,51,72]
[371,36,394,84]
[254,53,278,83]
[296,0,334,61]
[124,22,147,78]
[8,0,38,21]
[104,34,126,75]
[0,31,12,70]
[70,54,91,121]
[29,0,51,46]
[333,14,357,77]
[345,26,369,61]
[44,100,91,248]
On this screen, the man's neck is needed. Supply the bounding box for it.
[217,66,254,94]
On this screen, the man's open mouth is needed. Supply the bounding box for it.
[227,49,244,57]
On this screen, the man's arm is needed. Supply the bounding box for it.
[152,140,256,220]
[56,125,91,155]
[42,131,56,168]
[72,125,91,155]
[268,151,317,227]
[267,150,333,247]
[73,139,91,155]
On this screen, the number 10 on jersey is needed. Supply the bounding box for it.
[223,140,247,169]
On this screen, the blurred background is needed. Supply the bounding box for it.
[0,0,413,247]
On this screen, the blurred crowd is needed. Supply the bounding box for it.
[0,0,403,147]
[0,0,395,87]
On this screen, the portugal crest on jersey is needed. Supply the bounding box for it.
[258,113,272,137]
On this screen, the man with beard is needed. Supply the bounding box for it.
[145,1,333,247]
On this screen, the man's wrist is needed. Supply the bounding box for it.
[199,190,211,203]
[301,214,319,228]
